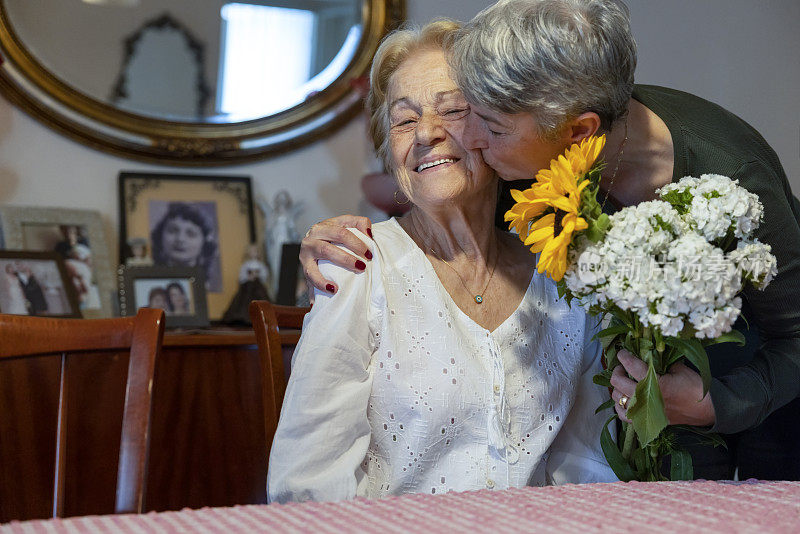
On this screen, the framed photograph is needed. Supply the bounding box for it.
[0,251,81,318]
[0,206,115,318]
[119,266,209,328]
[118,172,255,321]
[276,242,310,306]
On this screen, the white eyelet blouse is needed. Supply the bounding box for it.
[268,219,617,503]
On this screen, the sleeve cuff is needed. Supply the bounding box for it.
[708,374,769,434]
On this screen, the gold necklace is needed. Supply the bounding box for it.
[427,244,498,304]
[601,117,629,211]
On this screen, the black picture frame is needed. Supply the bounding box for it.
[119,265,209,328]
[276,242,302,306]
[0,250,82,318]
[118,171,255,321]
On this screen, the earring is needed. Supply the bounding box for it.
[394,190,410,205]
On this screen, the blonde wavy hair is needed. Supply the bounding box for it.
[367,19,462,173]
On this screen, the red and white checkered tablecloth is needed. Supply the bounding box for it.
[3,480,799,533]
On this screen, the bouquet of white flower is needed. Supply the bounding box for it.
[506,137,777,481]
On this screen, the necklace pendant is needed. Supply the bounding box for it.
[474,295,483,304]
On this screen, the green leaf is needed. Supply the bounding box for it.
[672,425,728,449]
[660,188,692,214]
[665,337,712,397]
[585,223,604,243]
[602,333,619,350]
[626,361,669,447]
[595,398,615,414]
[704,329,746,347]
[631,447,648,476]
[593,324,630,341]
[663,347,683,369]
[609,307,633,329]
[638,347,655,367]
[622,331,641,355]
[593,369,613,387]
[595,213,610,234]
[669,448,693,481]
[600,416,637,482]
[740,314,751,330]
[604,345,619,369]
[585,211,610,243]
[556,280,574,306]
[654,329,666,354]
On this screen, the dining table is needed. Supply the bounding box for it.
[2,479,799,533]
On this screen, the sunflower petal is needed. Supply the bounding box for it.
[523,225,553,246]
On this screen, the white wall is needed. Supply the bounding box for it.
[1,0,798,261]
[629,0,800,192]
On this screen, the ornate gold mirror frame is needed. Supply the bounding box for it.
[0,1,404,165]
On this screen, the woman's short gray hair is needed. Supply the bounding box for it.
[367,19,462,170]
[450,0,636,136]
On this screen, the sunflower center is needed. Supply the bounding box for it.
[553,209,567,237]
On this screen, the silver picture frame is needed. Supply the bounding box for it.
[118,265,209,328]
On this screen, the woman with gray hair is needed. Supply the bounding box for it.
[300,0,800,481]
[269,19,616,503]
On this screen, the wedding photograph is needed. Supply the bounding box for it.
[0,206,115,318]
[0,252,80,317]
[20,223,102,312]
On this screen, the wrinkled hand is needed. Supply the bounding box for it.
[299,215,374,300]
[610,349,716,427]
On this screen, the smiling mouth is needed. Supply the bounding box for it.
[415,158,459,173]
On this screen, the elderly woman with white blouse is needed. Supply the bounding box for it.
[267,20,616,503]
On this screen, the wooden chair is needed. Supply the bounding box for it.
[248,301,310,454]
[0,308,165,518]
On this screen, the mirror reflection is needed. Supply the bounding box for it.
[5,0,362,122]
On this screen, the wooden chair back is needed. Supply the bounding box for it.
[248,301,309,454]
[0,308,165,517]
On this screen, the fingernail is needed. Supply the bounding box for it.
[365,250,373,260]
[367,228,373,238]
[326,284,336,294]
[355,260,366,271]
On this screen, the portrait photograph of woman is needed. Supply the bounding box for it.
[147,200,223,292]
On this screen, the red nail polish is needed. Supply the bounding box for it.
[365,250,373,260]
[355,260,366,271]
[326,284,336,293]
[367,228,373,239]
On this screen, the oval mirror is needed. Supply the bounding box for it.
[0,0,404,165]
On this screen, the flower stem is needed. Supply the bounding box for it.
[622,421,636,460]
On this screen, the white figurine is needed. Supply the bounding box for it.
[256,190,304,295]
[125,237,153,267]
[238,243,270,285]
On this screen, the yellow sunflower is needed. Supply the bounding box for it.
[504,135,606,281]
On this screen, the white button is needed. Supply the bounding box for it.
[486,479,495,489]
[493,384,501,394]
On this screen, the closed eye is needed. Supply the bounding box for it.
[442,108,469,120]
[391,119,417,129]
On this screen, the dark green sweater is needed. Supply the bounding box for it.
[497,84,800,435]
